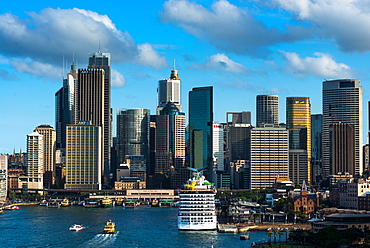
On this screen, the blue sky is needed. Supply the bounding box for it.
[1,0,370,153]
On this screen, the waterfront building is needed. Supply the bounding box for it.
[65,123,102,190]
[256,95,279,128]
[329,123,355,176]
[155,102,186,188]
[188,86,213,181]
[88,51,112,176]
[116,109,150,168]
[55,62,77,150]
[322,79,362,178]
[311,114,322,184]
[250,126,289,189]
[34,124,56,188]
[157,69,181,114]
[19,131,44,191]
[286,97,311,185]
[311,213,370,233]
[0,155,7,202]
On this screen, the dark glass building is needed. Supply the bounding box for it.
[188,86,213,181]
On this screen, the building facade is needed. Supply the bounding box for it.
[322,79,362,178]
[65,123,102,190]
[256,95,279,128]
[311,114,322,183]
[34,124,56,188]
[116,108,150,167]
[157,69,181,114]
[250,127,289,189]
[88,52,112,176]
[155,102,186,187]
[0,155,7,202]
[286,97,311,184]
[188,86,213,181]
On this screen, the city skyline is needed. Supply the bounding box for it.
[1,0,370,153]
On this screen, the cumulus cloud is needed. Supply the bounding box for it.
[137,43,168,70]
[191,53,249,73]
[111,69,126,87]
[10,60,61,79]
[274,0,370,52]
[281,51,354,78]
[160,0,310,56]
[0,8,167,79]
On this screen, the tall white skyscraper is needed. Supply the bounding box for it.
[0,155,7,202]
[212,123,224,172]
[322,79,362,178]
[157,69,181,114]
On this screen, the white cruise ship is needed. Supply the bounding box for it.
[178,168,217,231]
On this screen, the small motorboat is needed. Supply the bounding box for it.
[69,224,84,231]
[102,220,116,234]
[40,200,48,206]
[240,234,250,240]
[3,205,20,210]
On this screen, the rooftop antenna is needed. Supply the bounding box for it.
[173,59,176,70]
[98,40,101,53]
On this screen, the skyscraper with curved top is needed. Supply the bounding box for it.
[256,95,279,127]
[157,69,181,114]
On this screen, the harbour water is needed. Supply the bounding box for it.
[1,205,269,247]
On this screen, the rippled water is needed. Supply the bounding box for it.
[0,205,268,248]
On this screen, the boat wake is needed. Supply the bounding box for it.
[80,232,118,247]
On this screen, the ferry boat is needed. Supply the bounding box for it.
[61,198,70,207]
[115,198,124,206]
[101,197,113,208]
[83,200,101,208]
[159,199,173,207]
[151,199,159,207]
[47,201,61,208]
[69,224,84,231]
[102,220,116,234]
[125,198,139,207]
[178,167,217,231]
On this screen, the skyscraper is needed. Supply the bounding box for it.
[311,114,322,183]
[0,155,7,202]
[256,95,279,127]
[55,62,77,150]
[65,123,102,190]
[88,52,112,176]
[76,68,105,180]
[34,124,56,188]
[116,108,150,166]
[322,79,362,178]
[189,86,213,180]
[155,102,185,173]
[24,131,44,190]
[157,69,181,114]
[250,127,289,189]
[286,97,311,184]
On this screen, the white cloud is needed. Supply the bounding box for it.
[10,60,61,79]
[191,53,249,73]
[111,69,126,87]
[274,0,370,52]
[137,43,169,70]
[160,0,309,56]
[281,51,354,78]
[0,8,167,79]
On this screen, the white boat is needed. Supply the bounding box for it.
[69,224,84,231]
[39,200,47,206]
[178,167,217,231]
